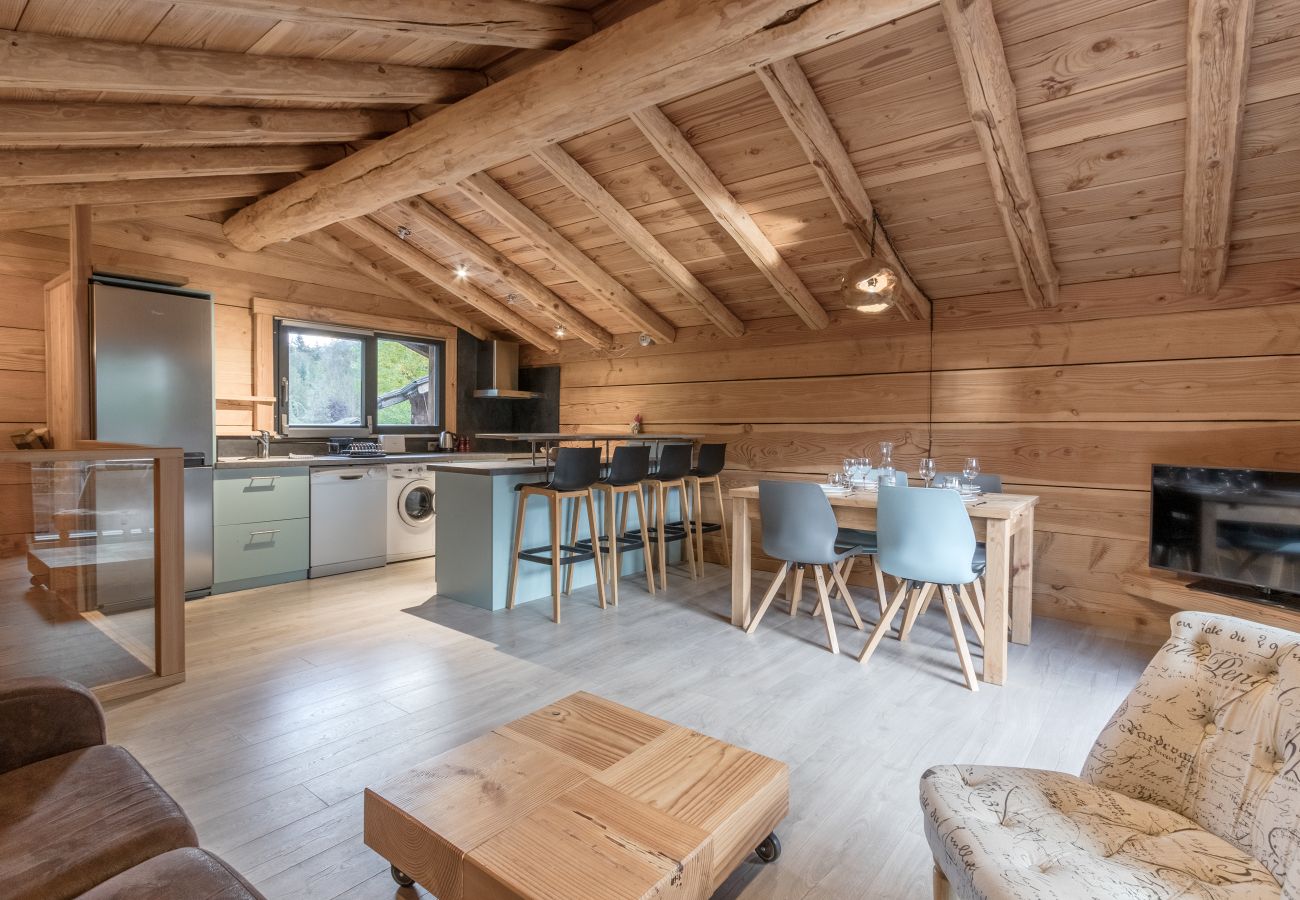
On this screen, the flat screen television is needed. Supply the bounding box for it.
[1150,464,1300,604]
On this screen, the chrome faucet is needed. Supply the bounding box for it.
[252,430,272,459]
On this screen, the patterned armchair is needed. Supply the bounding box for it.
[921,611,1300,899]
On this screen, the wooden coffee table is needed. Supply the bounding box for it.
[364,692,789,899]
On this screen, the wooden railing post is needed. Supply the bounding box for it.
[153,451,185,677]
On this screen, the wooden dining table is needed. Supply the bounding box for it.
[728,485,1038,685]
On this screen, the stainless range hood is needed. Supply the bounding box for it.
[474,340,542,399]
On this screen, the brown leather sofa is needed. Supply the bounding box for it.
[0,677,265,900]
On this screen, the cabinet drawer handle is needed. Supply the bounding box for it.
[247,529,280,539]
[248,475,279,485]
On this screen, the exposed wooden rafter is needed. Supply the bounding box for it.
[629,106,830,331]
[0,174,295,213]
[0,102,409,148]
[755,57,929,322]
[941,0,1059,308]
[222,0,934,250]
[0,198,251,234]
[394,196,616,350]
[532,142,746,338]
[0,146,345,187]
[0,28,486,105]
[457,172,678,344]
[1182,0,1257,295]
[339,216,560,353]
[299,228,490,341]
[163,0,594,50]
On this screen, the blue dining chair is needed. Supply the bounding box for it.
[745,481,868,654]
[857,484,986,691]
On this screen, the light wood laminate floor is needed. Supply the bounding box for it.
[105,559,1161,900]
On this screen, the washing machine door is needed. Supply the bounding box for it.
[398,480,435,526]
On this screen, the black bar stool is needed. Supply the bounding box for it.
[507,447,606,623]
[570,444,656,605]
[684,443,729,570]
[636,443,698,588]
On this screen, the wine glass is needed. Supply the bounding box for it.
[919,457,936,488]
[962,457,980,492]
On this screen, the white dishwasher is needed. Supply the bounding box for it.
[309,466,388,578]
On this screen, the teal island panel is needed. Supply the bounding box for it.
[435,469,682,611]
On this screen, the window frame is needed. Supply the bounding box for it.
[274,319,447,438]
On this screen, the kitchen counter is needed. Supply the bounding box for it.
[214,452,517,470]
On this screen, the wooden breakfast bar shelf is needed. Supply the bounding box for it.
[728,485,1038,686]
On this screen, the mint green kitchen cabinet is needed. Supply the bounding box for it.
[213,467,309,592]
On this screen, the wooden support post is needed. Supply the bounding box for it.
[154,452,185,678]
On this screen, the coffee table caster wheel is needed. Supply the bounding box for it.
[755,832,781,863]
[391,865,415,887]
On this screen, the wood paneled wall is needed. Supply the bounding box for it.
[0,216,449,444]
[526,259,1300,637]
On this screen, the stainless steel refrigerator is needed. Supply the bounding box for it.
[91,276,215,598]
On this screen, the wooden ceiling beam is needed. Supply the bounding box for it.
[1182,0,1257,295]
[394,196,616,350]
[0,102,409,148]
[755,57,929,323]
[0,174,295,213]
[629,105,829,331]
[163,0,593,50]
[339,216,560,353]
[941,0,1059,308]
[0,28,486,105]
[0,198,251,233]
[457,171,677,344]
[300,227,490,340]
[0,146,345,187]
[222,0,935,250]
[532,142,746,338]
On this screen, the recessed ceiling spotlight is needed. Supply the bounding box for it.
[638,333,653,347]
[455,264,469,279]
[555,324,567,338]
[505,293,520,305]
[395,225,412,240]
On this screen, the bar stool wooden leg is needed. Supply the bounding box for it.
[656,483,669,589]
[606,488,619,607]
[584,490,607,609]
[713,476,730,567]
[691,478,702,569]
[812,565,839,654]
[972,577,986,623]
[564,495,580,596]
[549,493,562,624]
[632,486,654,594]
[507,489,528,610]
[679,483,698,580]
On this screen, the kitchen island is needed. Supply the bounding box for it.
[435,458,681,611]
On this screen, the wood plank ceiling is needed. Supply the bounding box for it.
[1,0,1298,350]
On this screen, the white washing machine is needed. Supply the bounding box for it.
[387,463,436,564]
